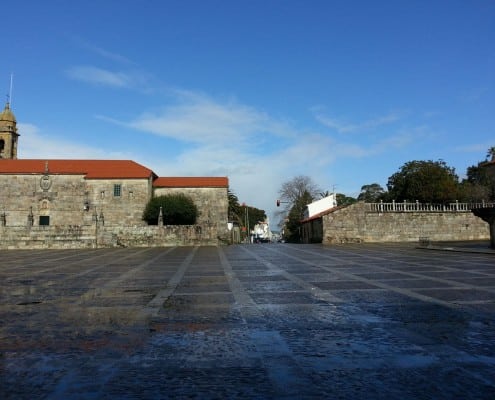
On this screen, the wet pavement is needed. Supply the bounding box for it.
[1,243,494,399]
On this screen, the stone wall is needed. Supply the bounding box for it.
[86,177,152,226]
[0,224,220,250]
[302,218,323,243]
[103,225,219,247]
[153,186,229,238]
[0,174,151,227]
[321,202,490,244]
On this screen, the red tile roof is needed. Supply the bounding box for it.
[0,159,155,179]
[153,177,228,188]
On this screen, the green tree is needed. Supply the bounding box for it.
[285,190,313,243]
[460,146,495,201]
[357,183,385,202]
[142,194,198,225]
[458,179,490,202]
[336,193,357,206]
[386,160,459,203]
[228,189,242,224]
[246,206,267,231]
[228,188,266,240]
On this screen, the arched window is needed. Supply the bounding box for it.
[0,139,4,157]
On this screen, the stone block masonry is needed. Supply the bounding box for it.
[0,173,229,248]
[0,174,151,227]
[0,224,219,249]
[153,186,228,235]
[2,244,494,397]
[322,202,489,244]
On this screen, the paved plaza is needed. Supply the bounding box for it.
[1,243,494,399]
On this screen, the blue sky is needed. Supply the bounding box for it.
[3,0,494,224]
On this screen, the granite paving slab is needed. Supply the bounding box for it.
[1,243,494,399]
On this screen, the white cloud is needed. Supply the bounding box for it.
[314,115,356,133]
[314,111,402,133]
[17,123,131,159]
[66,66,135,88]
[371,129,417,152]
[86,44,134,65]
[128,93,280,145]
[73,37,136,65]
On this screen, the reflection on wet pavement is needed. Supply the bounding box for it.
[1,243,494,399]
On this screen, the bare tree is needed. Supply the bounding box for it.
[278,175,321,205]
[276,175,321,231]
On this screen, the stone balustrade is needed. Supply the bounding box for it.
[367,201,494,213]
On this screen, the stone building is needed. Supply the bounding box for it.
[0,103,229,248]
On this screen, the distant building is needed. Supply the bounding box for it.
[252,218,272,242]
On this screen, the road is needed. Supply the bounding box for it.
[1,243,494,399]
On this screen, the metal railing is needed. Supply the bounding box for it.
[367,200,494,213]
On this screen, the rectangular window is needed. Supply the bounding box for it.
[113,184,122,197]
[39,216,50,226]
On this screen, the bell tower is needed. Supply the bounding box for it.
[0,102,19,159]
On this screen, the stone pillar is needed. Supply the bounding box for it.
[158,206,164,227]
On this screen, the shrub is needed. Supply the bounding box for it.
[143,194,198,225]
